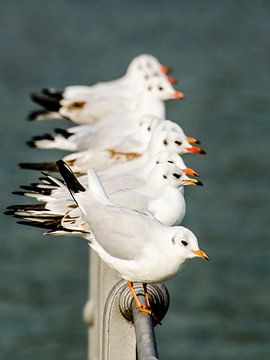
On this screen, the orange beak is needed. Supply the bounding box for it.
[160,64,171,74]
[192,249,210,261]
[183,168,199,177]
[167,76,177,85]
[187,136,201,145]
[186,146,206,155]
[173,91,185,100]
[183,179,203,186]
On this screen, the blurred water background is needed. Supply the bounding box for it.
[1,0,269,359]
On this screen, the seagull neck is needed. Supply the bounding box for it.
[136,93,166,118]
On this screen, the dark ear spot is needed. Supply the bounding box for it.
[163,139,168,146]
[172,236,176,245]
[148,86,152,91]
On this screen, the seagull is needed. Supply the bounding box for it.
[63,54,174,99]
[27,115,163,152]
[20,121,205,173]
[15,151,199,209]
[98,150,199,194]
[9,160,209,314]
[9,163,202,231]
[29,54,175,121]
[29,75,184,124]
[54,160,209,315]
[27,114,201,152]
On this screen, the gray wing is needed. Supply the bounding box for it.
[109,190,149,211]
[84,204,162,260]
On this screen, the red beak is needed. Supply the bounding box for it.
[173,91,185,100]
[183,168,199,177]
[167,76,177,85]
[160,64,171,74]
[187,136,201,145]
[186,146,206,155]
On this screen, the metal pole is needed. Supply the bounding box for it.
[119,282,170,360]
[132,293,159,360]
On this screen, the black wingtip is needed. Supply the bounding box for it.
[27,140,36,148]
[19,162,58,172]
[56,160,86,193]
[42,88,63,101]
[12,191,26,196]
[54,128,72,139]
[31,92,61,112]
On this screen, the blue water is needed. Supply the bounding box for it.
[1,1,269,359]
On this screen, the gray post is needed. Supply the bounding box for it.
[83,253,170,360]
[132,294,159,360]
[120,282,170,360]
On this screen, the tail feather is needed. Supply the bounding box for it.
[54,128,72,139]
[19,185,52,195]
[6,204,46,211]
[56,160,86,194]
[27,129,73,149]
[17,218,63,231]
[31,92,61,112]
[28,109,61,121]
[19,162,58,172]
[42,88,63,101]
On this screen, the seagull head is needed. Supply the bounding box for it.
[127,54,164,77]
[136,115,162,141]
[148,163,201,190]
[143,76,184,101]
[170,226,210,261]
[149,126,192,156]
[151,151,198,177]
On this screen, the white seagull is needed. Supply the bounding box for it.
[55,160,209,315]
[10,161,208,314]
[30,75,184,124]
[28,115,163,152]
[20,121,205,173]
[10,163,202,231]
[29,54,175,121]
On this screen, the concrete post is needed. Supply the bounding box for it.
[83,251,170,360]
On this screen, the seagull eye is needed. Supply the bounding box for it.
[156,160,160,164]
[175,140,182,145]
[181,240,188,246]
[163,175,167,179]
[158,86,164,91]
[163,139,168,146]
[167,160,174,164]
[173,173,180,179]
[147,126,151,131]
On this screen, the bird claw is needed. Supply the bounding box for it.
[139,305,152,315]
[138,305,162,325]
